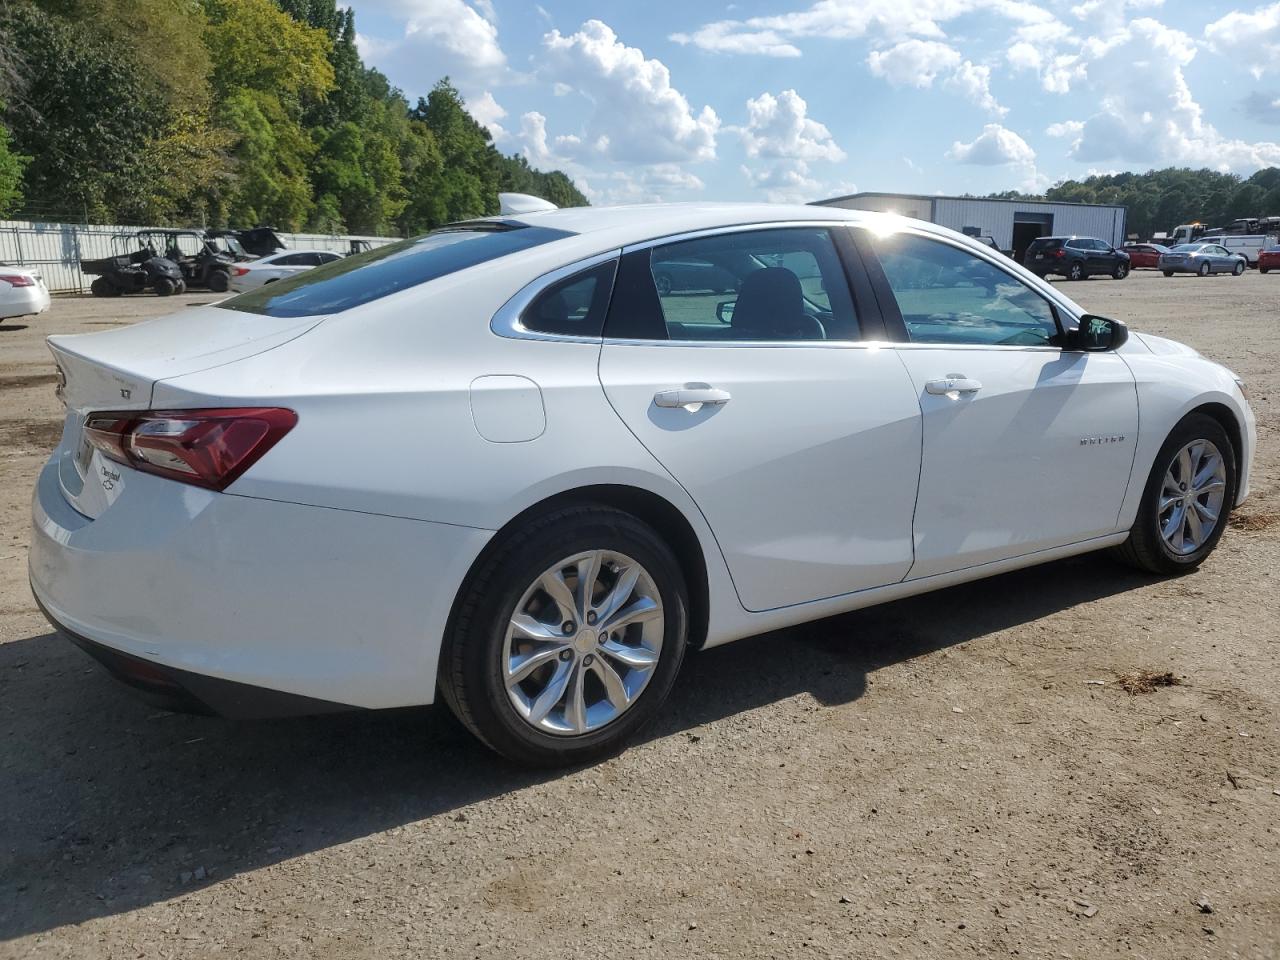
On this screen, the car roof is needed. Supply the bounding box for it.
[472,202,862,250]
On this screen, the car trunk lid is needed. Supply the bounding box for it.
[48,304,324,518]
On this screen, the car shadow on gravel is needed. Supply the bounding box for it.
[0,554,1157,940]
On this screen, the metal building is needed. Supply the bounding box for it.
[814,192,1128,263]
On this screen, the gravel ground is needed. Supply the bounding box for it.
[1,274,1277,959]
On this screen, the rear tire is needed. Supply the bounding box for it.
[208,270,231,293]
[175,279,187,295]
[1233,260,1245,276]
[89,277,115,298]
[1111,413,1236,575]
[1163,270,1175,277]
[1261,266,1270,274]
[1198,261,1210,277]
[439,504,689,766]
[154,278,175,296]
[1068,261,1085,281]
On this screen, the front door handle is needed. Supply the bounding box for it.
[924,377,983,396]
[654,386,732,409]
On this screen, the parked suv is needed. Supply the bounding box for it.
[1024,236,1130,280]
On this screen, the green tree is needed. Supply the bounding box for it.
[0,115,26,215]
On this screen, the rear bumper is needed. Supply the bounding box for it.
[34,591,355,717]
[30,455,493,711]
[0,286,51,319]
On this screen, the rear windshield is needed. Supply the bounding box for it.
[220,223,573,318]
[1171,244,1201,252]
[1027,238,1064,250]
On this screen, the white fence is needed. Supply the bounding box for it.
[0,220,399,294]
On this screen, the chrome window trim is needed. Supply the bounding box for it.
[620,219,858,254]
[490,249,622,343]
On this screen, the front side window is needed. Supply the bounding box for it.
[642,227,858,342]
[222,224,573,318]
[871,232,1061,347]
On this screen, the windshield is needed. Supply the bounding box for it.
[220,223,573,318]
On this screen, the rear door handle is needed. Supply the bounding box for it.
[654,386,732,409]
[924,377,983,396]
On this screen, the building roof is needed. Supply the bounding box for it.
[815,191,1126,211]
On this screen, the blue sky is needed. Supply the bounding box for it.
[349,0,1280,204]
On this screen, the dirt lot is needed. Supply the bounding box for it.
[1,275,1277,959]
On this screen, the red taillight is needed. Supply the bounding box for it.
[83,408,297,491]
[1053,249,1066,258]
[0,273,34,287]
[233,266,251,276]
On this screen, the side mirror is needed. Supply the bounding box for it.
[716,300,735,324]
[1073,314,1128,352]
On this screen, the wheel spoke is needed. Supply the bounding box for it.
[596,564,641,624]
[590,657,631,710]
[1176,447,1194,485]
[567,662,588,733]
[575,551,604,620]
[601,595,661,633]
[1193,499,1219,525]
[1161,502,1186,542]
[527,658,574,724]
[539,569,577,625]
[598,636,659,669]
[510,612,567,643]
[1158,494,1181,514]
[1184,503,1204,547]
[507,643,568,685]
[1192,455,1222,491]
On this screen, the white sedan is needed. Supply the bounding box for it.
[30,203,1256,765]
[228,249,344,292]
[0,265,51,320]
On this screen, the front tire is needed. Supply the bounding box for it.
[1112,262,1129,279]
[1112,413,1236,575]
[1163,270,1175,277]
[439,505,689,766]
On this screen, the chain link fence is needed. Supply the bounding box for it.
[0,220,398,294]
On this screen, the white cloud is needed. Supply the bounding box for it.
[538,20,720,163]
[740,89,845,162]
[866,40,1004,113]
[575,166,706,205]
[354,0,509,99]
[867,40,960,88]
[1051,17,1280,172]
[669,23,801,57]
[1206,4,1280,78]
[674,0,1057,55]
[945,60,1006,116]
[468,91,507,141]
[738,89,846,203]
[948,124,1036,165]
[1046,119,1084,138]
[1006,41,1042,71]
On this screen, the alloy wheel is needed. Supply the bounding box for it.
[502,550,664,736]
[1158,440,1227,556]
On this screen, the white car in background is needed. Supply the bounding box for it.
[0,264,51,320]
[30,203,1256,766]
[229,250,344,293]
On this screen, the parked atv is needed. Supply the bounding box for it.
[135,229,238,293]
[82,237,185,297]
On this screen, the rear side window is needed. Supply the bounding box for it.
[1028,238,1063,252]
[608,227,859,342]
[521,260,617,337]
[222,224,573,318]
